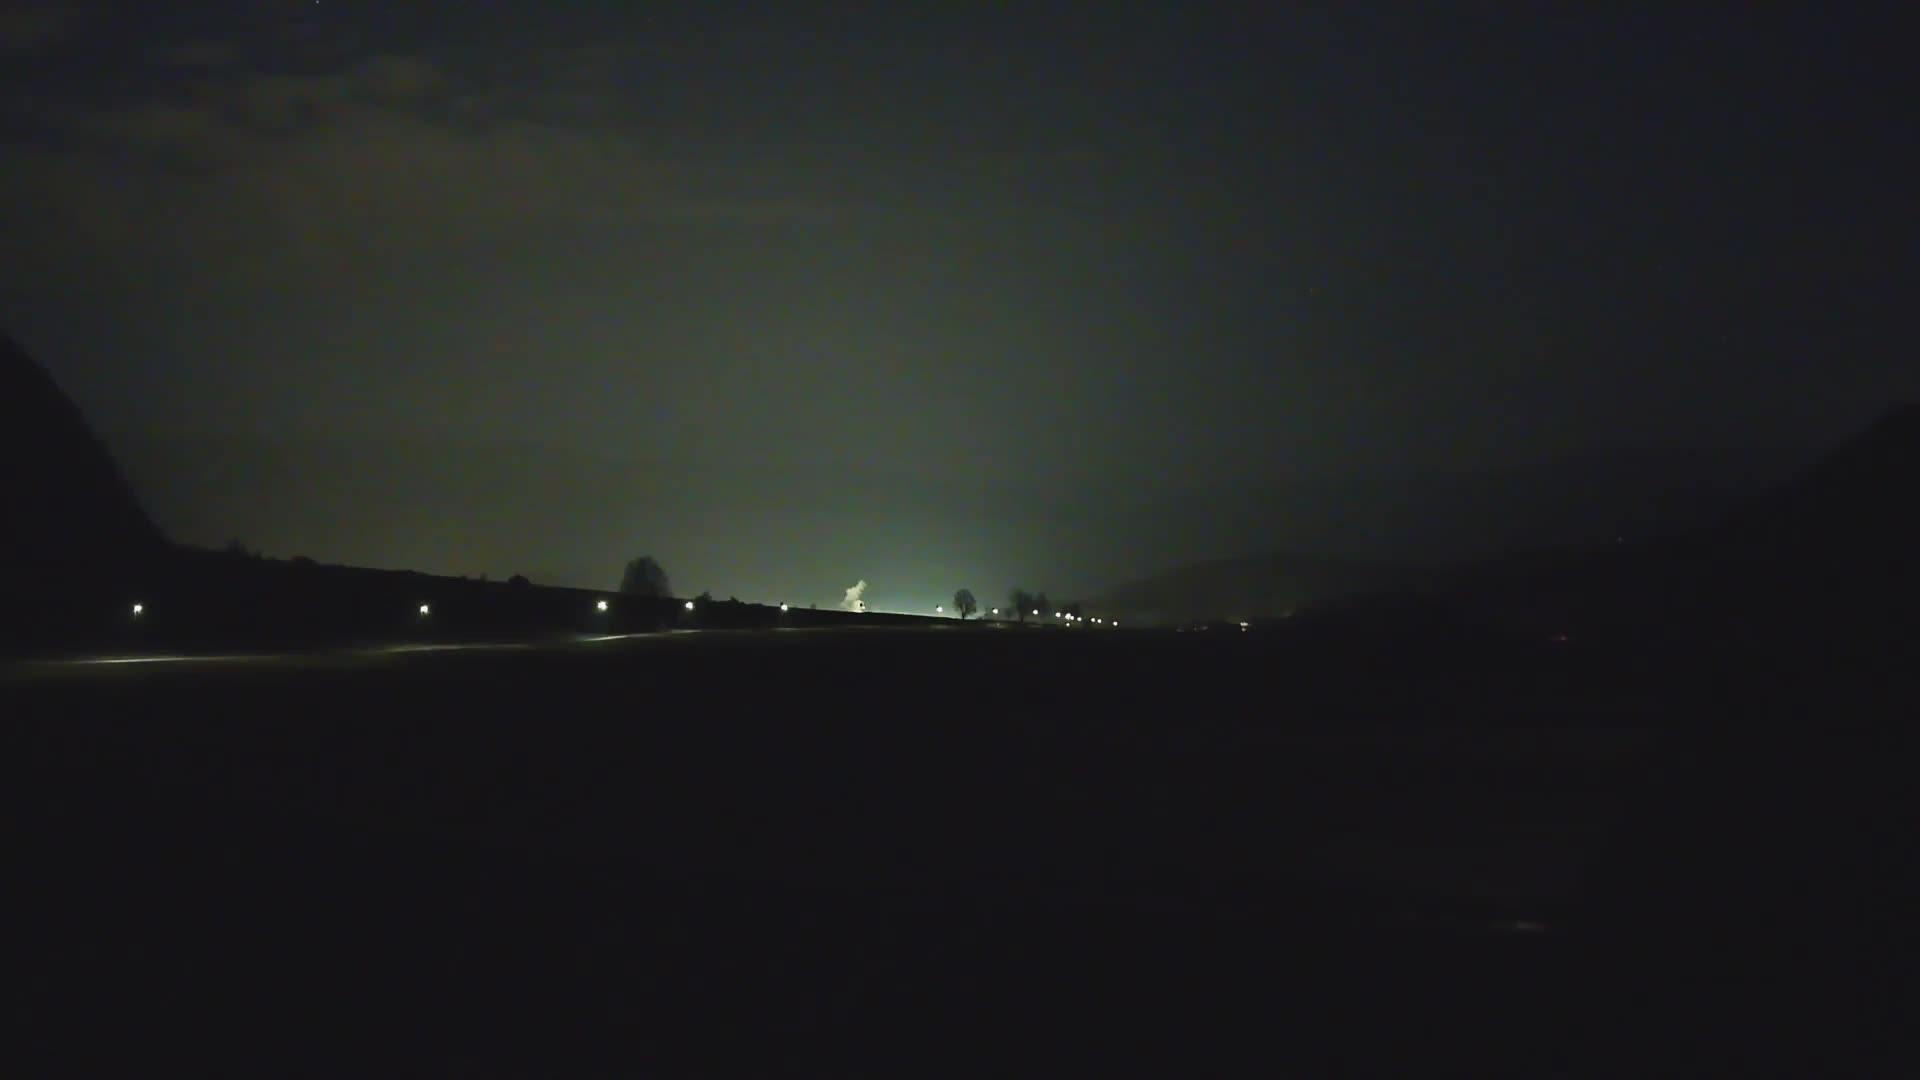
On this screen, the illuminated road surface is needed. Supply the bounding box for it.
[5,625,1571,941]
[1,625,925,680]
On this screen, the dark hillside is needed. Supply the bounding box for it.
[0,331,168,644]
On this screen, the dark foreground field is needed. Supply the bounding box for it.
[5,628,1909,1075]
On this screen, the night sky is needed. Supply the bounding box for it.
[2,3,1913,610]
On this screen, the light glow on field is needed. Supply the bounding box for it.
[62,654,246,666]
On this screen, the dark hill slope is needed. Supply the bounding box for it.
[1,331,166,616]
[1441,403,1920,645]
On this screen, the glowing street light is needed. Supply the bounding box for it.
[130,602,144,617]
[1032,610,1039,616]
[419,604,431,616]
[991,608,999,615]
[595,599,609,612]
[684,600,696,611]
[780,603,790,612]
[935,605,944,613]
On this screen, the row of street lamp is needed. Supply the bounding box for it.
[970,606,1116,627]
[127,598,758,619]
[125,596,1107,627]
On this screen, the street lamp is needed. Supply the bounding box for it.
[935,605,944,613]
[780,602,790,612]
[130,602,144,617]
[596,599,609,612]
[684,600,695,611]
[419,603,431,616]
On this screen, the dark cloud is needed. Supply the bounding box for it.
[0,2,70,53]
[154,38,239,68]
[5,51,864,276]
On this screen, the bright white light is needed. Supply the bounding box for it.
[419,604,431,616]
[1053,612,1061,619]
[991,608,999,615]
[684,600,695,611]
[1032,610,1039,616]
[130,603,144,616]
[780,603,790,612]
[1239,621,1249,630]
[935,605,944,613]
[596,599,609,612]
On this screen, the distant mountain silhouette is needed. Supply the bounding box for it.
[1086,446,1811,627]
[1431,403,1920,644]
[1100,408,1919,642]
[0,331,166,605]
[1089,556,1433,625]
[1701,402,1920,624]
[1718,403,1920,551]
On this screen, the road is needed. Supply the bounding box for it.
[7,623,1657,930]
[2,623,953,679]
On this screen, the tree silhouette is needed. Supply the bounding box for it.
[1009,589,1034,623]
[620,556,671,597]
[953,588,977,620]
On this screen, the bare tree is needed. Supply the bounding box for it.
[953,588,977,620]
[1009,589,1034,623]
